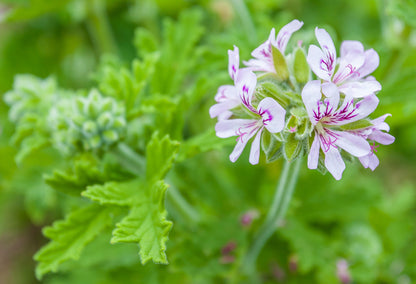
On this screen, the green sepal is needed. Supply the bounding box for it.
[284,133,303,162]
[338,119,373,131]
[271,45,289,81]
[293,47,310,84]
[257,81,290,107]
[261,130,283,162]
[34,204,112,280]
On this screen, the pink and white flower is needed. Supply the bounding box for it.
[352,114,395,170]
[244,20,304,73]
[215,69,286,164]
[307,28,381,98]
[302,80,379,180]
[209,46,243,120]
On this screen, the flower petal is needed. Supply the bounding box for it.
[230,127,258,163]
[333,130,371,157]
[321,82,340,108]
[359,154,370,168]
[307,44,332,81]
[214,85,237,102]
[368,153,379,171]
[338,78,381,98]
[209,101,239,119]
[228,45,240,81]
[244,58,275,73]
[236,69,257,109]
[331,94,379,125]
[257,97,286,133]
[371,114,391,132]
[308,133,320,169]
[251,29,275,60]
[357,48,379,78]
[275,19,303,53]
[301,80,322,124]
[368,130,395,145]
[249,127,264,165]
[340,40,364,59]
[324,147,345,180]
[215,119,258,138]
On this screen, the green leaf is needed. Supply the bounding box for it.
[111,181,172,264]
[4,0,72,22]
[146,133,180,181]
[271,45,289,81]
[293,47,310,84]
[44,154,105,196]
[34,204,112,280]
[82,178,143,206]
[338,119,373,130]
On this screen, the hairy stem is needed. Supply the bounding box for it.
[242,158,302,275]
[86,0,119,56]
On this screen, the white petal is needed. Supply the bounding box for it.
[332,94,379,126]
[215,119,258,138]
[368,130,395,145]
[324,147,345,180]
[275,19,303,53]
[333,130,371,157]
[214,85,237,102]
[340,40,364,59]
[359,154,370,168]
[228,45,240,81]
[321,82,340,108]
[236,69,257,109]
[338,79,381,98]
[257,97,286,133]
[209,100,240,118]
[301,80,322,124]
[249,127,263,165]
[308,133,320,169]
[316,28,336,59]
[307,45,332,81]
[243,59,275,73]
[229,127,258,163]
[357,48,380,78]
[368,153,379,171]
[371,114,392,131]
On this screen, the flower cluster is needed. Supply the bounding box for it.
[211,20,394,180]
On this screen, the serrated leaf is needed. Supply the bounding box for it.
[146,133,180,181]
[111,181,172,264]
[293,48,310,83]
[339,119,373,130]
[15,135,49,164]
[134,28,159,56]
[271,45,289,81]
[44,155,105,196]
[34,204,112,280]
[82,178,144,206]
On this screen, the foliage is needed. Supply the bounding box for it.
[0,0,415,283]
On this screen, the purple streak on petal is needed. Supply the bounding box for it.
[324,147,345,180]
[228,45,240,81]
[332,130,371,157]
[230,125,259,163]
[308,133,320,169]
[236,69,257,112]
[257,97,286,133]
[249,127,264,165]
[275,19,303,53]
[301,80,322,124]
[307,45,332,81]
[330,95,379,126]
[215,85,237,102]
[319,128,339,153]
[315,28,336,78]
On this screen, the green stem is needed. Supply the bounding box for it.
[231,0,258,45]
[242,158,302,275]
[112,143,199,225]
[86,0,118,56]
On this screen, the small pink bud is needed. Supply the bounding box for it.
[336,259,351,284]
[271,263,285,281]
[221,241,237,255]
[289,255,298,272]
[240,209,259,227]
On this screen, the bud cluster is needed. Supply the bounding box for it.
[50,89,126,155]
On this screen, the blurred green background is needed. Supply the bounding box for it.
[0,0,415,283]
